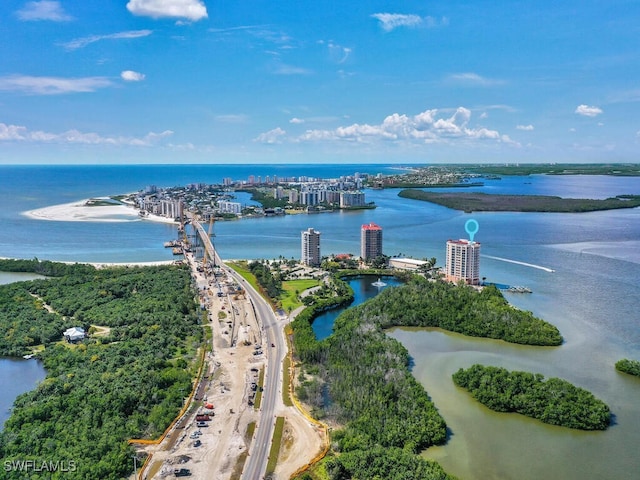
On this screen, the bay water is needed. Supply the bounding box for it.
[0,272,47,429]
[0,165,638,479]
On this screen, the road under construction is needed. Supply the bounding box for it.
[131,218,324,480]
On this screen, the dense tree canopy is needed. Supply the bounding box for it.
[0,264,202,480]
[291,275,563,479]
[248,260,283,299]
[335,280,562,346]
[615,358,640,377]
[453,364,611,430]
[0,258,95,277]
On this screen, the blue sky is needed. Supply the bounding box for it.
[1,0,639,164]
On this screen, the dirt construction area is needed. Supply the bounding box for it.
[137,255,323,480]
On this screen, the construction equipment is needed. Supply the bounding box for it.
[203,217,216,266]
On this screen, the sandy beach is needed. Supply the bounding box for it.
[23,198,178,224]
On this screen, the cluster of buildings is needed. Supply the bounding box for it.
[284,186,366,208]
[300,221,482,286]
[131,170,372,221]
[300,222,384,267]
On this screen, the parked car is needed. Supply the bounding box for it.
[193,439,202,447]
[174,468,191,477]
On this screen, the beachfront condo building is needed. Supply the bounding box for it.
[445,239,481,285]
[301,228,321,266]
[361,222,383,260]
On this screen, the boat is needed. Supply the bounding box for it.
[23,354,33,359]
[506,286,532,293]
[372,278,387,287]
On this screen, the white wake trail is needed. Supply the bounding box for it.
[482,255,555,273]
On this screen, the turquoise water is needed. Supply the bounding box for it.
[0,165,638,477]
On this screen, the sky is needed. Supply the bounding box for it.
[1,0,639,165]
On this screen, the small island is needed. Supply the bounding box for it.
[615,358,640,378]
[452,364,611,430]
[398,190,640,213]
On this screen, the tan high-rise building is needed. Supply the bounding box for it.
[301,228,321,266]
[445,239,481,285]
[360,222,383,260]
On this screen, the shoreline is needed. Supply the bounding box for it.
[22,198,178,225]
[1,256,175,269]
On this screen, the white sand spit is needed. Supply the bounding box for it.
[23,198,178,224]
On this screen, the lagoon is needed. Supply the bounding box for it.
[0,273,48,431]
[0,358,46,430]
[311,275,403,340]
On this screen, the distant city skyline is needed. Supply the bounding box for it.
[1,1,639,165]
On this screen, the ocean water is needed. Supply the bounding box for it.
[0,164,639,479]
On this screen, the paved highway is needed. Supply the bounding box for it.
[192,221,284,480]
[239,279,284,480]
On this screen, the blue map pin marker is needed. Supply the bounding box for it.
[465,219,479,242]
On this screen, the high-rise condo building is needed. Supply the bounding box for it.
[445,239,481,285]
[361,222,383,260]
[301,228,321,266]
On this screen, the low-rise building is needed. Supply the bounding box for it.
[389,257,427,270]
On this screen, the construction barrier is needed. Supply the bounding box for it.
[285,325,331,479]
[128,347,207,479]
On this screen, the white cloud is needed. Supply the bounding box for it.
[254,128,286,144]
[289,118,305,124]
[516,124,534,131]
[371,13,447,32]
[424,16,449,28]
[16,1,73,22]
[0,122,173,146]
[126,0,208,21]
[0,75,112,95]
[327,42,351,64]
[575,104,603,117]
[0,123,28,141]
[292,107,517,146]
[272,63,312,75]
[371,13,422,31]
[448,72,505,86]
[61,30,152,51]
[121,70,146,82]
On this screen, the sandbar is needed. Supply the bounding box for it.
[22,198,177,224]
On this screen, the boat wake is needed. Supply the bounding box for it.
[482,255,555,273]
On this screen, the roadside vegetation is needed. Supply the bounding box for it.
[615,358,640,377]
[0,260,202,480]
[452,364,611,430]
[265,417,285,479]
[398,189,640,213]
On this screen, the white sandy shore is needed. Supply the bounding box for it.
[22,198,178,224]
